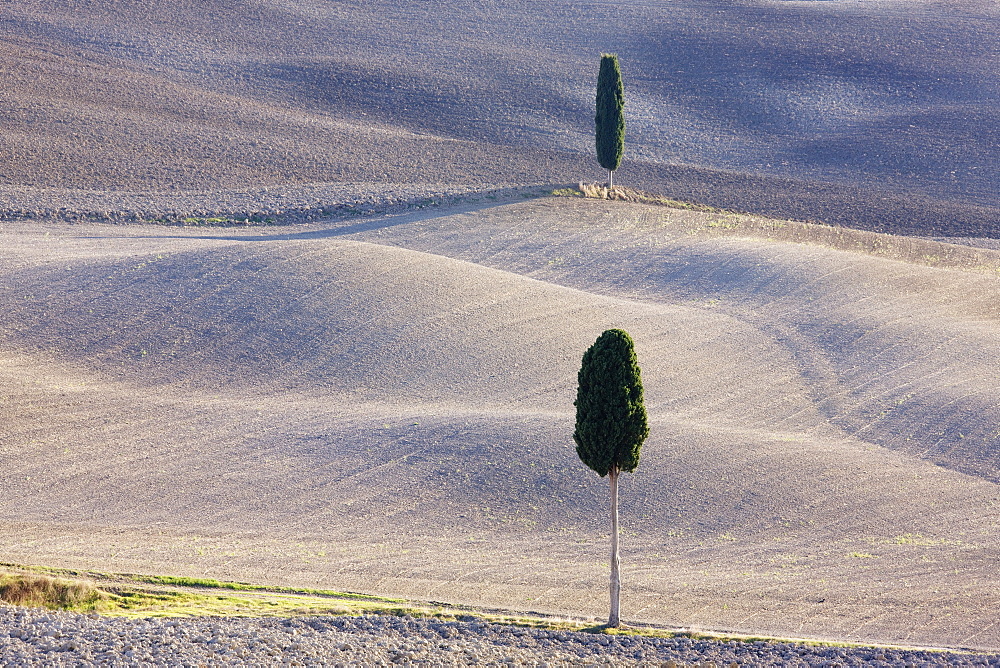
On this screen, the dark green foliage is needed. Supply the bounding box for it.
[574,329,649,476]
[595,54,625,174]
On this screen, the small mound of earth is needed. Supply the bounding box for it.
[574,183,729,211]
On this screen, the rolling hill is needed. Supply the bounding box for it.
[3,0,1000,652]
[2,0,1000,233]
[2,197,999,649]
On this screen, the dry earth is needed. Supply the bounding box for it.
[3,0,1000,659]
[2,197,1000,652]
[2,0,1000,234]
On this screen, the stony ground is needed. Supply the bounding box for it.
[2,606,999,666]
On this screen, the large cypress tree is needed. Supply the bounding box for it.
[573,328,649,628]
[595,54,625,190]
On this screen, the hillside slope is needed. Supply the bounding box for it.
[1,198,999,649]
[2,0,1000,233]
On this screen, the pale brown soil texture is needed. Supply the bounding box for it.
[4,0,1000,657]
[2,0,1000,235]
[2,197,1000,652]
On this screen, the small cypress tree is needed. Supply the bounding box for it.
[595,54,625,190]
[573,328,649,628]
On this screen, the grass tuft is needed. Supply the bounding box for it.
[136,575,224,588]
[0,574,104,611]
[550,187,585,197]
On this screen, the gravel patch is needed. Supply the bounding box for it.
[1,606,998,666]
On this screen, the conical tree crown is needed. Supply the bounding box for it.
[574,329,649,477]
[595,54,625,173]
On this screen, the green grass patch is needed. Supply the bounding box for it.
[0,563,964,655]
[135,575,225,588]
[132,574,402,602]
[0,565,423,619]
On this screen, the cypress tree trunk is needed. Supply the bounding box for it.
[608,169,614,191]
[609,466,621,627]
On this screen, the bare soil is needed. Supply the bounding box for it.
[2,198,1000,651]
[2,0,1000,235]
[3,0,1000,655]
